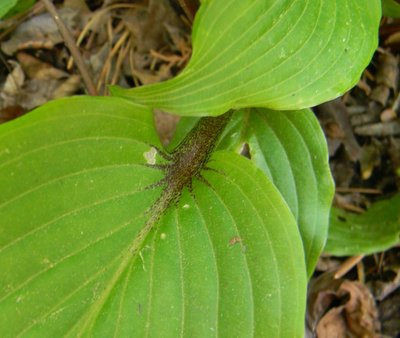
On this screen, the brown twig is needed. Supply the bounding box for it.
[177,0,199,23]
[335,187,382,194]
[334,255,365,279]
[338,203,365,213]
[356,260,365,283]
[41,0,97,96]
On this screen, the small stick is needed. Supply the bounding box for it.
[111,38,131,85]
[338,203,365,213]
[41,0,97,96]
[356,260,365,283]
[177,0,199,23]
[334,255,365,279]
[335,187,382,194]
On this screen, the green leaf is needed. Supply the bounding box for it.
[0,0,35,18]
[0,97,306,337]
[382,0,400,18]
[110,0,380,116]
[0,0,17,18]
[173,108,334,276]
[325,195,400,256]
[171,108,335,276]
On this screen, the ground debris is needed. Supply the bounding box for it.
[307,272,381,338]
[1,7,82,56]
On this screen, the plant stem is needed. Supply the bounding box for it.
[155,110,233,208]
[76,112,231,333]
[131,110,233,264]
[41,0,98,96]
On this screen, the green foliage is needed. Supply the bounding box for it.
[382,0,400,17]
[0,0,35,19]
[111,0,380,116]
[325,195,400,256]
[0,0,18,18]
[0,96,306,337]
[219,109,334,276]
[171,108,334,277]
[0,0,384,336]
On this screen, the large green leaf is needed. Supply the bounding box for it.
[0,0,17,18]
[0,97,306,337]
[171,108,334,276]
[325,195,400,256]
[111,0,380,116]
[382,0,400,18]
[0,0,35,18]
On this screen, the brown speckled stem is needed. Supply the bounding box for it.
[134,111,233,252]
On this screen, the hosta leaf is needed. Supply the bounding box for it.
[382,0,400,18]
[224,109,334,276]
[0,0,35,18]
[325,195,400,256]
[0,97,306,337]
[0,0,17,18]
[172,108,334,276]
[111,0,380,116]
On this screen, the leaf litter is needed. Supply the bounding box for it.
[312,16,400,337]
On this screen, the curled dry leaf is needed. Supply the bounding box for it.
[307,273,380,338]
[316,281,380,338]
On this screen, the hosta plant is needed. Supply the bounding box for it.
[0,0,384,337]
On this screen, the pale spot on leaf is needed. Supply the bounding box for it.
[143,147,157,165]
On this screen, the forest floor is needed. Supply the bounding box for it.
[0,1,399,337]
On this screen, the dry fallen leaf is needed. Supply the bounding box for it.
[1,8,80,55]
[1,53,81,110]
[307,273,381,338]
[17,52,68,79]
[316,281,381,338]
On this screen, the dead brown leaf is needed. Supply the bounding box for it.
[308,273,381,338]
[317,281,380,338]
[1,53,81,110]
[17,52,68,79]
[1,8,81,56]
